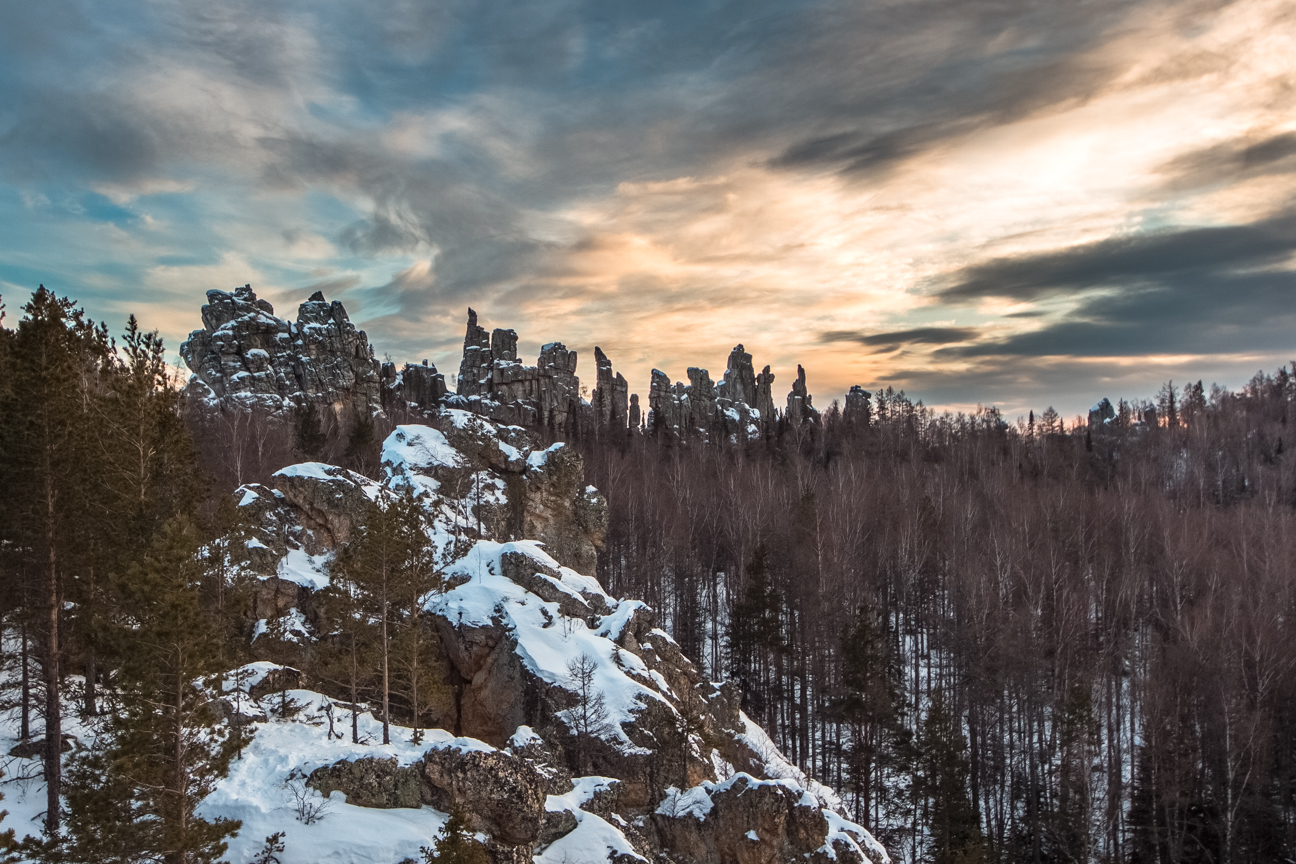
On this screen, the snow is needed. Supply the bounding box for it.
[253,609,311,643]
[204,688,465,864]
[382,424,462,474]
[274,462,374,490]
[738,712,844,812]
[527,442,564,471]
[543,779,646,863]
[432,540,672,750]
[276,547,331,590]
[656,786,714,820]
[0,411,884,864]
[746,830,759,841]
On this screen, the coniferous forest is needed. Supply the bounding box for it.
[2,286,1296,864]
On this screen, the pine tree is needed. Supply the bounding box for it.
[59,518,245,864]
[314,571,378,744]
[1,287,110,835]
[917,692,987,864]
[78,316,201,716]
[420,810,488,864]
[834,603,906,832]
[332,484,435,744]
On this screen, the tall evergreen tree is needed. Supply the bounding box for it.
[834,603,907,833]
[59,518,244,864]
[917,692,987,864]
[725,546,783,723]
[332,484,435,744]
[1,287,110,835]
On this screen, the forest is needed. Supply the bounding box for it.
[2,286,1295,864]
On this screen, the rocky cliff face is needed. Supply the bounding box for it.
[178,286,874,442]
[180,284,446,421]
[219,412,888,864]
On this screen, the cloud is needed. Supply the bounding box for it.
[1157,131,1296,191]
[939,211,1296,303]
[2,0,1296,420]
[822,326,979,348]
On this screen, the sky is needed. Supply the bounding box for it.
[1,0,1294,419]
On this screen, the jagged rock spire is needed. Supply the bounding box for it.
[180,284,383,418]
[786,364,818,425]
[592,346,629,431]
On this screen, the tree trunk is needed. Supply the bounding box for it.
[20,618,30,740]
[381,591,390,746]
[44,520,61,836]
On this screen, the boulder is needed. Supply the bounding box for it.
[420,745,547,846]
[179,285,382,418]
[271,463,374,549]
[307,757,426,809]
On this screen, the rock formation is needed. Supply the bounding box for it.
[219,412,888,864]
[593,346,629,432]
[178,288,875,448]
[180,284,444,420]
[180,285,382,418]
[786,365,819,426]
[1089,397,1116,429]
[844,385,872,425]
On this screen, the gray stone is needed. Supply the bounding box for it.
[180,285,383,420]
[844,385,872,425]
[755,365,776,421]
[717,344,756,408]
[308,757,426,809]
[457,309,493,399]
[786,364,818,425]
[420,745,547,846]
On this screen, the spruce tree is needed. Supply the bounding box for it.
[332,484,435,744]
[917,692,987,864]
[1,287,110,835]
[834,603,907,832]
[59,518,245,864]
[420,810,488,864]
[725,547,782,723]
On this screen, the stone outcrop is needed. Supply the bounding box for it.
[227,410,887,864]
[845,385,872,425]
[653,775,881,864]
[593,346,629,432]
[447,309,587,434]
[421,744,548,845]
[786,364,819,426]
[717,344,756,408]
[180,285,384,419]
[755,365,776,420]
[308,757,426,809]
[647,352,766,441]
[1089,397,1116,429]
[382,360,447,415]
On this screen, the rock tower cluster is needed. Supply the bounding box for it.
[180,287,871,438]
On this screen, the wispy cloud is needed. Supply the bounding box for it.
[0,0,1293,417]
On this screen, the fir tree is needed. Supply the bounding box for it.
[332,484,435,744]
[59,518,245,864]
[917,692,987,864]
[1,287,110,835]
[420,810,488,864]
